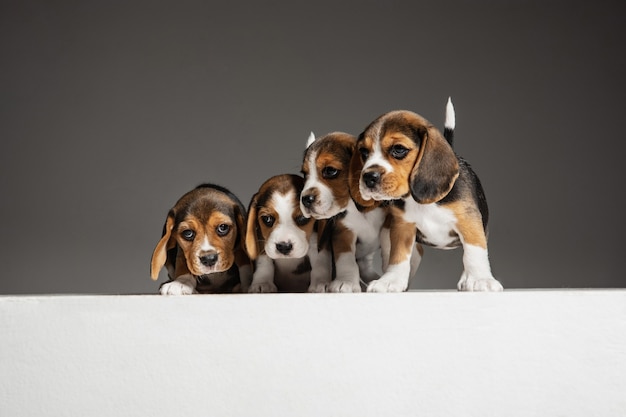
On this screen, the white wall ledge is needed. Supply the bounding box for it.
[1,290,625,416]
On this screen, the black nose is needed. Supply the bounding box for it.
[301,194,315,208]
[275,241,293,255]
[363,171,381,189]
[199,253,218,267]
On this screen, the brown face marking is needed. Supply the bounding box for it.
[302,132,357,216]
[246,174,314,259]
[175,209,238,275]
[377,133,419,198]
[152,184,246,280]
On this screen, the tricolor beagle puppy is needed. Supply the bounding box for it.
[353,99,503,292]
[150,183,252,295]
[245,174,332,293]
[301,132,419,292]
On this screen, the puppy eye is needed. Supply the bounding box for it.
[261,215,275,227]
[181,229,195,241]
[216,223,231,237]
[359,147,370,160]
[322,167,339,179]
[390,145,409,159]
[295,215,311,226]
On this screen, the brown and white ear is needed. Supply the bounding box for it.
[244,194,259,260]
[305,131,316,148]
[409,125,460,204]
[150,214,176,280]
[234,202,247,252]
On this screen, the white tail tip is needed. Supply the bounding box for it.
[445,97,455,130]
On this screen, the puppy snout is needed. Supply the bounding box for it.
[301,194,316,209]
[275,241,293,255]
[199,252,218,267]
[363,170,382,189]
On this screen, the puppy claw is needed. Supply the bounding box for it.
[366,274,409,293]
[367,279,407,292]
[457,276,503,292]
[328,279,361,293]
[248,282,278,293]
[308,283,329,293]
[160,280,196,295]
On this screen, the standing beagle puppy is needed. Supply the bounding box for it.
[246,174,332,292]
[150,183,252,295]
[354,99,503,292]
[301,132,419,292]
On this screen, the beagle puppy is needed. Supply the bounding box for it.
[300,132,419,292]
[150,183,252,295]
[353,99,503,292]
[245,174,331,293]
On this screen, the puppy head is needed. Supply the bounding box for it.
[150,184,247,280]
[356,110,459,204]
[245,174,314,260]
[300,132,356,219]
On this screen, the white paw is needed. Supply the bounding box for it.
[328,279,361,293]
[367,279,407,293]
[160,280,196,295]
[308,282,329,293]
[457,275,503,292]
[248,282,278,293]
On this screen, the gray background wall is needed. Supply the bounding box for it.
[1,0,624,294]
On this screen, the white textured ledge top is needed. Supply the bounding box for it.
[1,290,625,417]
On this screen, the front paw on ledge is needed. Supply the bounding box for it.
[248,282,278,293]
[160,280,197,295]
[328,279,361,293]
[457,274,503,292]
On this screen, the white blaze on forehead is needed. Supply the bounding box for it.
[200,235,215,252]
[303,148,319,188]
[266,189,309,258]
[363,136,394,172]
[272,190,297,225]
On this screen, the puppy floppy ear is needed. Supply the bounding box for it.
[234,202,248,251]
[244,194,259,260]
[150,213,177,280]
[410,125,459,204]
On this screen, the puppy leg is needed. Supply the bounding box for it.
[367,216,416,292]
[357,252,380,283]
[379,226,422,279]
[235,248,253,293]
[457,244,503,291]
[328,228,361,293]
[454,218,503,292]
[409,243,423,281]
[249,254,278,293]
[307,233,332,292]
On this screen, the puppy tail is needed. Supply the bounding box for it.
[444,97,455,148]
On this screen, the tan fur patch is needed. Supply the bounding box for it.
[331,222,355,255]
[387,207,417,265]
[378,134,419,198]
[445,200,487,248]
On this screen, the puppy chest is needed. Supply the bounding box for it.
[402,202,460,249]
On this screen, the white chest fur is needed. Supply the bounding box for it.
[402,199,459,249]
[343,201,386,258]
